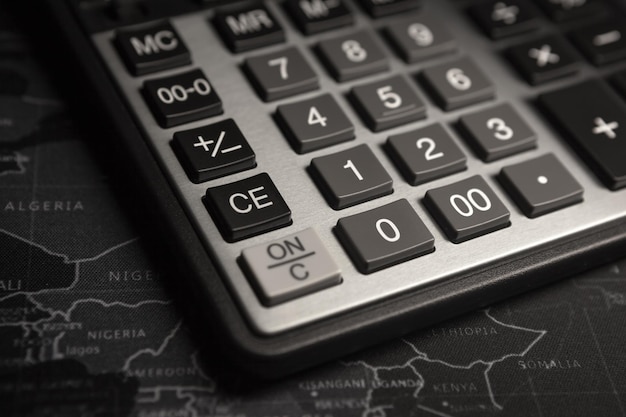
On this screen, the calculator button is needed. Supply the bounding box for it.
[356,0,421,18]
[244,47,319,101]
[507,35,581,85]
[424,175,510,243]
[538,79,626,190]
[469,0,541,39]
[310,144,393,209]
[458,103,536,162]
[385,15,456,63]
[350,75,426,131]
[115,21,191,76]
[276,94,354,153]
[386,124,466,185]
[317,30,389,82]
[143,69,222,128]
[213,5,285,53]
[571,21,626,66]
[420,57,495,111]
[241,228,341,306]
[285,0,354,35]
[499,154,584,218]
[336,199,434,274]
[204,173,291,242]
[534,0,606,22]
[172,119,255,183]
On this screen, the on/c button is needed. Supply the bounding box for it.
[241,228,342,306]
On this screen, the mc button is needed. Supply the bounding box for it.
[204,173,292,242]
[115,21,191,76]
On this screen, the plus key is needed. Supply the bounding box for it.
[539,79,626,190]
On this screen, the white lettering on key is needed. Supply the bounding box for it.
[249,186,273,209]
[593,31,621,47]
[130,31,178,56]
[529,45,560,67]
[592,117,619,139]
[492,3,519,24]
[228,186,273,214]
[226,10,273,36]
[193,136,213,152]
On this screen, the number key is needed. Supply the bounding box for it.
[350,75,426,131]
[310,144,393,209]
[387,124,466,185]
[458,103,536,162]
[244,47,318,101]
[335,199,434,274]
[143,69,222,128]
[420,57,495,111]
[317,30,389,82]
[424,175,510,243]
[276,94,354,153]
[385,15,456,63]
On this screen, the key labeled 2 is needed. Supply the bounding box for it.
[143,69,222,128]
[387,123,466,185]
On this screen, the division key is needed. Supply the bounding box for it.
[539,80,626,190]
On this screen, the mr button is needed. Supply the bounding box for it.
[241,228,341,306]
[115,21,191,76]
[204,173,292,242]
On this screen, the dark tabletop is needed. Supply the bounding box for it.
[1,5,626,417]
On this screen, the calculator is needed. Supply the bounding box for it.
[44,0,626,377]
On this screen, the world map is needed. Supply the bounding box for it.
[1,8,626,417]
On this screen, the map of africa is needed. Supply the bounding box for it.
[1,8,626,417]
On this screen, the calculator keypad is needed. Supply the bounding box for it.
[93,0,626,335]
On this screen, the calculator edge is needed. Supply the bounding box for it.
[43,0,626,379]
